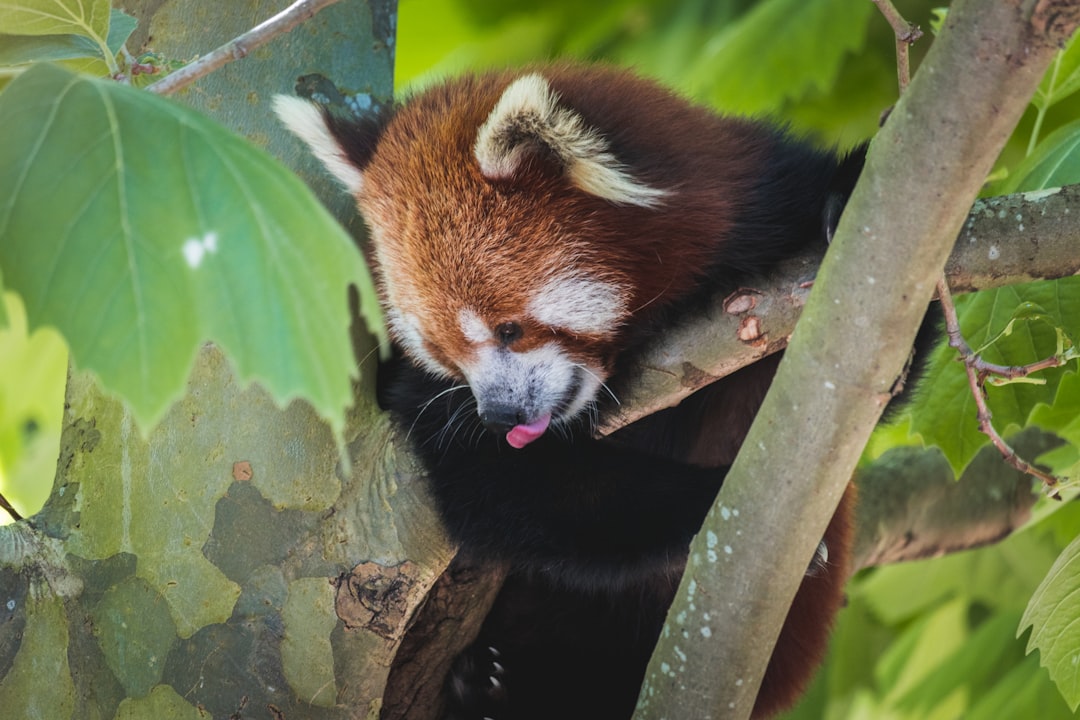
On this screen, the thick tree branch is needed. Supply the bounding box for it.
[635,2,1080,719]
[853,428,1057,570]
[601,183,1080,436]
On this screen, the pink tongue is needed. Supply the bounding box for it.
[506,414,551,449]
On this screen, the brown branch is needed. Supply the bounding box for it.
[935,276,1064,496]
[0,492,23,522]
[146,0,346,96]
[871,0,924,92]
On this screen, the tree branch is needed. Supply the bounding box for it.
[601,182,1080,436]
[634,2,1080,718]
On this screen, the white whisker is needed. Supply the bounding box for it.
[406,383,471,442]
[574,363,620,405]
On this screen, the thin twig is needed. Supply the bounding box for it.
[871,0,924,92]
[146,0,346,96]
[936,278,1063,497]
[0,491,23,522]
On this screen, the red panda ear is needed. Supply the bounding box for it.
[273,95,386,194]
[473,74,668,208]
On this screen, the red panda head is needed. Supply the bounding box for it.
[276,66,744,447]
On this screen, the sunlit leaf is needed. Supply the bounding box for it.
[1019,533,1080,710]
[1032,32,1080,112]
[0,0,110,39]
[0,32,101,65]
[0,63,385,436]
[1002,119,1080,194]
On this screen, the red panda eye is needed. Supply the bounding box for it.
[495,321,523,346]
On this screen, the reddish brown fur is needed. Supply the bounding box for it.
[357,65,774,376]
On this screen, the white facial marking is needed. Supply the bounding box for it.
[182,231,218,269]
[386,308,450,377]
[461,342,604,425]
[528,273,626,335]
[474,74,668,208]
[272,95,365,194]
[458,308,492,344]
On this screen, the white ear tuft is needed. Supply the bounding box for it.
[474,74,668,208]
[272,95,365,194]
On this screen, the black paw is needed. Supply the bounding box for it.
[444,644,508,720]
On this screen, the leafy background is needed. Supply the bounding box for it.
[1,0,1080,717]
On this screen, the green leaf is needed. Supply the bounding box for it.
[0,292,66,521]
[1002,119,1080,193]
[105,8,136,54]
[0,63,385,436]
[907,278,1080,476]
[894,611,1024,713]
[1020,532,1080,710]
[0,9,134,67]
[0,32,99,64]
[1032,372,1080,454]
[687,0,874,114]
[1032,31,1080,112]
[0,0,111,38]
[965,653,1077,720]
[875,597,969,705]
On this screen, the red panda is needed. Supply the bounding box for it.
[276,64,869,720]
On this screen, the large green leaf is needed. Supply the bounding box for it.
[1020,532,1080,710]
[0,9,135,66]
[0,63,385,435]
[0,0,110,38]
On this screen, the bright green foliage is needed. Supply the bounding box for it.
[903,104,1080,479]
[684,0,873,116]
[0,63,384,438]
[0,2,135,75]
[1020,531,1080,710]
[398,0,892,142]
[0,0,112,37]
[0,8,133,66]
[1032,31,1080,112]
[782,501,1080,720]
[1003,120,1080,194]
[0,293,66,522]
[908,280,1080,476]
